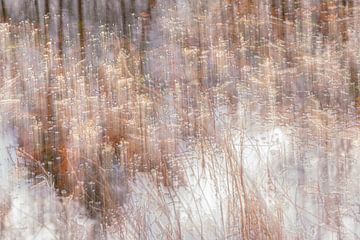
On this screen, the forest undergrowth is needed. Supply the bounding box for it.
[1,0,360,239]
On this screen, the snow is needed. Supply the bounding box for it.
[2,124,360,239]
[0,130,96,240]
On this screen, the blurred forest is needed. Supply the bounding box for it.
[0,0,360,239]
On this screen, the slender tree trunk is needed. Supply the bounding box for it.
[1,0,7,22]
[34,0,40,23]
[120,0,127,35]
[78,0,85,60]
[45,0,50,16]
[58,0,64,59]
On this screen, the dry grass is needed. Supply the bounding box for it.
[1,0,360,239]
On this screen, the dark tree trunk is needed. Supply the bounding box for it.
[1,0,7,22]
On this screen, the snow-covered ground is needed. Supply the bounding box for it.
[0,130,98,240]
[1,125,360,239]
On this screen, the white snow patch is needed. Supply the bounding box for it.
[0,130,97,240]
